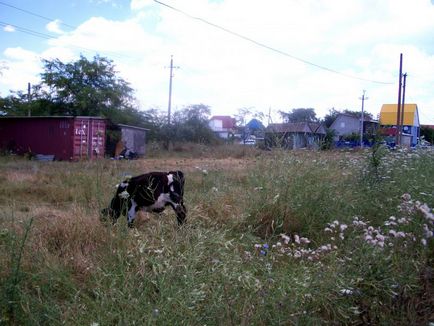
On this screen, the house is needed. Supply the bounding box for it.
[241,118,265,145]
[265,122,326,149]
[0,116,107,160]
[208,115,237,139]
[329,113,378,143]
[379,104,420,147]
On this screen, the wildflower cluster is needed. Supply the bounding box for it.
[250,193,433,262]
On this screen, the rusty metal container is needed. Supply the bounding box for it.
[0,116,107,161]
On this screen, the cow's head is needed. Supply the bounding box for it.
[168,170,185,197]
[168,171,186,224]
[100,181,130,223]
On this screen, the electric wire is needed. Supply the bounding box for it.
[153,0,393,85]
[0,1,76,29]
[0,21,134,60]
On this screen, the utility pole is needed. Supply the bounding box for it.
[167,55,179,125]
[399,73,407,145]
[27,82,31,117]
[359,90,368,148]
[395,53,403,145]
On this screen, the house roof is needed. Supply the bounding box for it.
[333,113,375,122]
[266,122,326,134]
[209,115,236,129]
[246,118,264,130]
[380,104,419,126]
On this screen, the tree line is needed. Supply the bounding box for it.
[4,55,429,146]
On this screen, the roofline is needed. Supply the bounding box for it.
[117,123,150,131]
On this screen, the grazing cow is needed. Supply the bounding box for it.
[101,171,186,227]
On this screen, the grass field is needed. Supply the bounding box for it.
[0,145,433,325]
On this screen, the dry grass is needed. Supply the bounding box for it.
[0,147,433,325]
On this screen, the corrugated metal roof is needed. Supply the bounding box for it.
[380,104,419,126]
[266,122,326,134]
[117,123,150,131]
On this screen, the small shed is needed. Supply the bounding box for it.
[117,124,148,157]
[0,116,107,160]
[265,122,326,149]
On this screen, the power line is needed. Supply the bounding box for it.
[153,0,393,85]
[0,21,134,60]
[0,1,76,29]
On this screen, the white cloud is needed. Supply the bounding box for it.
[46,19,65,35]
[1,0,434,123]
[0,48,41,93]
[130,0,154,11]
[3,25,15,33]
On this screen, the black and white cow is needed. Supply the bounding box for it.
[101,171,186,227]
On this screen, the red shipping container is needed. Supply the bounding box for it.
[0,116,107,161]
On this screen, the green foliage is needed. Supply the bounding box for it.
[420,126,434,144]
[40,55,134,116]
[168,104,217,144]
[279,108,318,123]
[321,128,336,150]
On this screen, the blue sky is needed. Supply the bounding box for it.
[1,0,434,124]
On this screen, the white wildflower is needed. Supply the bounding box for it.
[118,190,130,199]
[280,234,290,244]
[340,224,348,232]
[396,232,406,238]
[294,234,300,244]
[340,289,353,295]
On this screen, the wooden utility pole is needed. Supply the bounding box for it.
[395,53,403,145]
[399,73,407,145]
[167,55,179,125]
[359,90,368,148]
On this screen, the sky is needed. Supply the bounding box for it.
[0,0,434,124]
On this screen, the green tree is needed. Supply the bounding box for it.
[170,104,217,143]
[40,55,134,116]
[279,108,317,123]
[420,126,434,144]
[323,108,340,128]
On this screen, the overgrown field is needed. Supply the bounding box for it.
[0,146,433,325]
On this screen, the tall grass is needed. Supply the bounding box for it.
[0,147,433,325]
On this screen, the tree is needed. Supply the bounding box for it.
[40,55,134,116]
[171,104,217,144]
[420,126,434,145]
[323,108,340,128]
[279,108,318,123]
[322,108,374,128]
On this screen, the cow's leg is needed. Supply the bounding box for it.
[127,199,138,228]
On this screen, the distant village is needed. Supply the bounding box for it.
[0,102,432,161]
[209,103,428,149]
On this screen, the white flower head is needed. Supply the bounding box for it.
[118,190,130,199]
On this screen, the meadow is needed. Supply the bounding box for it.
[0,144,433,325]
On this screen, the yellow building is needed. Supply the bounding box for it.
[379,104,420,146]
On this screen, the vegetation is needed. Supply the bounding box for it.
[0,146,433,325]
[279,108,318,123]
